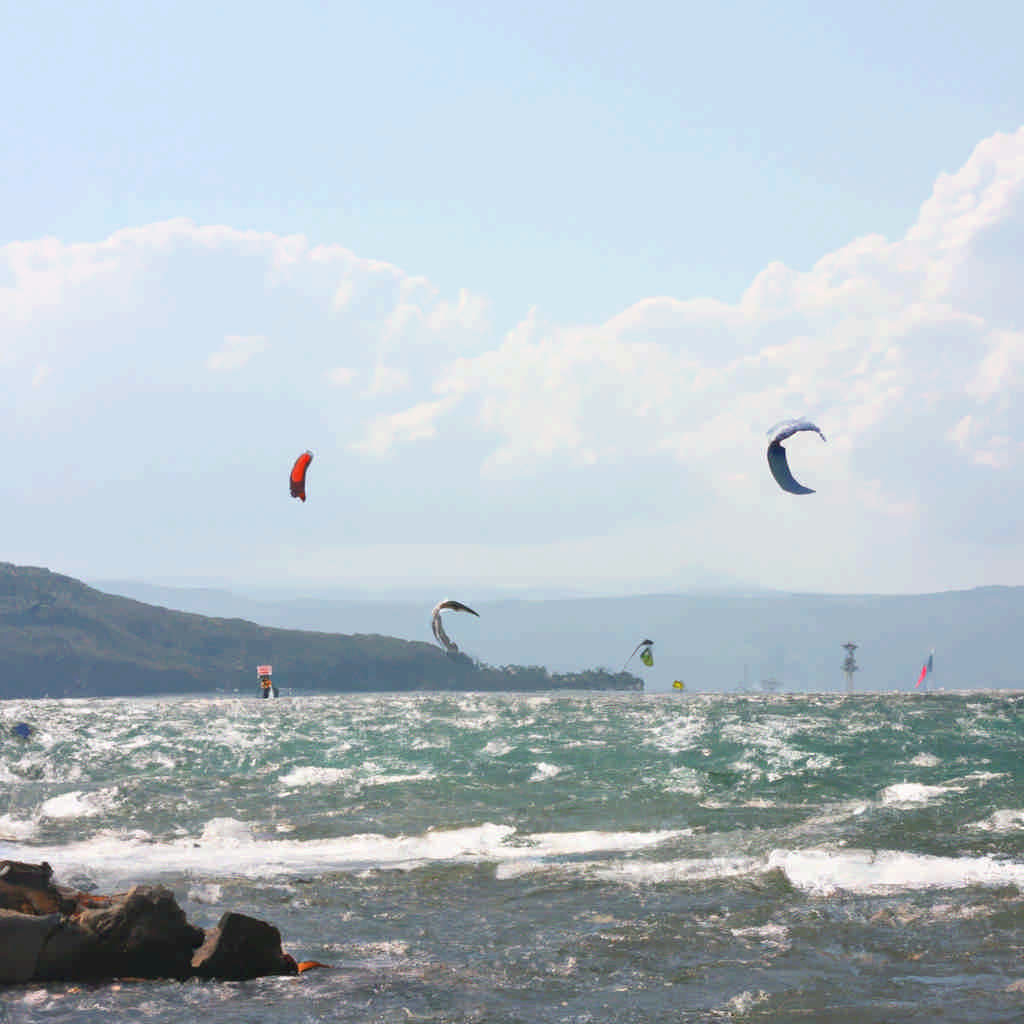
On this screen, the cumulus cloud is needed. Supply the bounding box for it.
[327,366,357,387]
[363,364,411,398]
[2,129,1024,591]
[377,128,1024,489]
[206,335,267,371]
[352,398,455,456]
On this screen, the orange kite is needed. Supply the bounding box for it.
[289,451,313,502]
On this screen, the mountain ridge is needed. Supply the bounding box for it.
[90,576,1024,692]
[0,563,638,697]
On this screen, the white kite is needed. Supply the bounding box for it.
[431,599,480,655]
[766,418,826,495]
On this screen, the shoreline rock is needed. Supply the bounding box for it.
[0,861,305,985]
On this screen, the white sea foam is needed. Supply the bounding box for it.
[40,787,119,819]
[200,817,254,843]
[586,855,758,886]
[529,762,563,782]
[187,882,223,904]
[662,765,703,797]
[730,924,790,950]
[514,829,687,859]
[967,809,1024,832]
[724,990,770,1015]
[368,770,436,787]
[278,766,353,788]
[481,740,514,757]
[645,715,706,753]
[0,813,38,840]
[907,753,941,768]
[499,845,1024,895]
[768,848,1024,895]
[1,822,688,890]
[278,763,434,790]
[878,782,956,806]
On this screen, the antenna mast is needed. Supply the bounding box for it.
[841,642,859,693]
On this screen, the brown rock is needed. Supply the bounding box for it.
[0,910,63,983]
[34,917,103,982]
[0,861,75,916]
[191,912,298,981]
[72,885,204,981]
[0,864,307,987]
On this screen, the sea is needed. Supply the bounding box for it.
[2,691,1024,1023]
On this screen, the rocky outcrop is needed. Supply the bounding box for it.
[0,862,307,985]
[191,912,297,980]
[0,861,75,915]
[0,911,63,984]
[39,885,206,981]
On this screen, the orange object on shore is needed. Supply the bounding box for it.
[297,960,331,973]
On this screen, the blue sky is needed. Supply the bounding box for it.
[3,1,1024,596]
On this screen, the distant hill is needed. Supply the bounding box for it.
[93,578,1024,692]
[0,564,640,698]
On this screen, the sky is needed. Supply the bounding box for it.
[2,0,1024,598]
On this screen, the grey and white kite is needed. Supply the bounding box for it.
[431,599,480,655]
[766,418,826,495]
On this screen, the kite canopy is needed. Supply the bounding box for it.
[289,451,314,502]
[431,599,480,655]
[622,639,654,672]
[915,649,934,689]
[766,418,825,495]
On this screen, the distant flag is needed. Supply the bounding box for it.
[915,649,934,689]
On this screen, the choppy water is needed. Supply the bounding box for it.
[3,692,1024,1022]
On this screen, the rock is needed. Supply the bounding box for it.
[33,917,103,982]
[0,911,63,983]
[71,885,205,981]
[191,912,298,981]
[0,864,310,986]
[0,861,75,916]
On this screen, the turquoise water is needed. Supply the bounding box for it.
[3,692,1024,1022]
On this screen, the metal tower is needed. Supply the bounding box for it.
[841,642,859,692]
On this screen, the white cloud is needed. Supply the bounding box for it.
[327,366,357,387]
[206,335,268,371]
[351,398,455,456]
[427,287,488,333]
[372,127,1024,492]
[3,129,1024,592]
[363,364,411,398]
